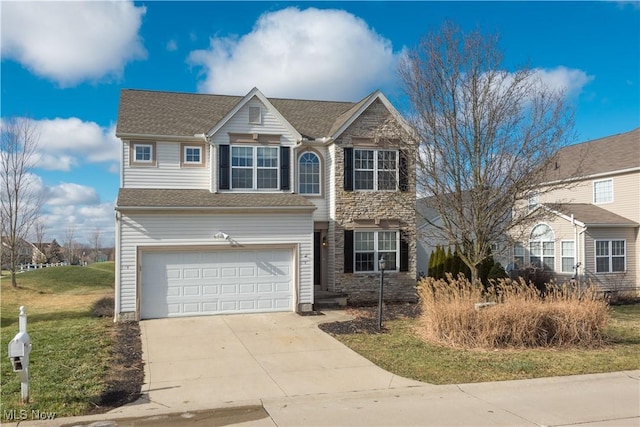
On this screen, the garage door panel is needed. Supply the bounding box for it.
[141,248,294,319]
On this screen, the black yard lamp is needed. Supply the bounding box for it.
[377,255,386,331]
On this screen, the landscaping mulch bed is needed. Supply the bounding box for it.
[319,302,421,335]
[87,298,145,415]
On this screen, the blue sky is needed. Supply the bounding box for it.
[1,1,639,246]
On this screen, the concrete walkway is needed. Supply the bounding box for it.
[5,311,639,426]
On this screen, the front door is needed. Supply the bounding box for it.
[313,231,322,290]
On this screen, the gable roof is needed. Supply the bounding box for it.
[545,127,640,182]
[549,203,638,227]
[116,88,372,140]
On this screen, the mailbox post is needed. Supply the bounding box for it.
[8,306,31,403]
[377,256,386,331]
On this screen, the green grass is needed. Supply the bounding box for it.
[331,304,640,385]
[1,263,115,418]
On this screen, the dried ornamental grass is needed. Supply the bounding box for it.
[417,276,610,348]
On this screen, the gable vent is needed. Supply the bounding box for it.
[249,106,261,124]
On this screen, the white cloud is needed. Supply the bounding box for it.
[42,201,116,246]
[32,118,119,171]
[188,7,399,100]
[531,66,593,96]
[1,1,146,86]
[46,183,100,206]
[166,39,178,52]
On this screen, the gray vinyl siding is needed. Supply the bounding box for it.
[123,140,210,189]
[117,211,314,316]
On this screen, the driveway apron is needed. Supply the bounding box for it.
[114,311,424,415]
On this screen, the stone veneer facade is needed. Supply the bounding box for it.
[330,99,417,303]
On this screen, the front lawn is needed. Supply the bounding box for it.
[0,263,140,418]
[320,303,640,384]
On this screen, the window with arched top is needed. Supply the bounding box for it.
[529,224,555,270]
[298,152,320,195]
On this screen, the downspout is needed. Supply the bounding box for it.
[113,210,121,322]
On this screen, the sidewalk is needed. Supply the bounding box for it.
[5,370,639,426]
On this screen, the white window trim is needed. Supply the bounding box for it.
[181,144,204,167]
[231,145,279,190]
[249,106,262,124]
[354,148,399,191]
[529,224,555,271]
[354,229,399,273]
[593,178,614,204]
[298,151,321,195]
[131,142,156,166]
[594,239,626,273]
[560,240,575,273]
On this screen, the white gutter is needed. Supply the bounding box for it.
[541,166,640,186]
[114,205,316,213]
[116,132,206,142]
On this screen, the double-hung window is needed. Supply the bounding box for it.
[561,241,575,273]
[593,179,613,204]
[354,230,398,272]
[513,242,525,269]
[595,240,625,273]
[354,149,397,190]
[231,146,279,189]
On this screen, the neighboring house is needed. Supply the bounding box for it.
[416,195,510,278]
[512,128,639,293]
[114,88,416,321]
[1,237,46,267]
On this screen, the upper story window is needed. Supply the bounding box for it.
[231,146,278,189]
[181,143,204,167]
[593,179,613,204]
[595,240,625,273]
[299,152,320,195]
[354,149,397,191]
[130,142,156,166]
[528,191,539,212]
[529,224,555,270]
[249,106,261,124]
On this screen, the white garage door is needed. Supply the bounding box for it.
[140,248,294,319]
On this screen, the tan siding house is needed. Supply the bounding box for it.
[513,128,640,293]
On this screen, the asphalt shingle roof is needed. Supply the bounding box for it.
[551,203,638,226]
[116,189,316,210]
[116,89,361,139]
[546,128,640,182]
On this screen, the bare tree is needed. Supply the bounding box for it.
[64,224,78,265]
[90,227,102,262]
[399,22,576,282]
[1,117,43,287]
[33,218,48,263]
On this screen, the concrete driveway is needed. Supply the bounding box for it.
[111,311,424,417]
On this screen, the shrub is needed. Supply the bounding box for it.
[417,275,609,348]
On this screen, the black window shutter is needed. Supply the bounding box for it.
[400,230,409,272]
[399,149,409,192]
[280,146,290,191]
[219,144,230,190]
[344,147,353,191]
[344,230,354,273]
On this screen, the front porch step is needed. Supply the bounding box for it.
[314,291,348,310]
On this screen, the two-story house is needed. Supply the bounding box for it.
[512,128,639,293]
[114,88,416,321]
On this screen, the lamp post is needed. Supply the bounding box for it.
[377,255,386,331]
